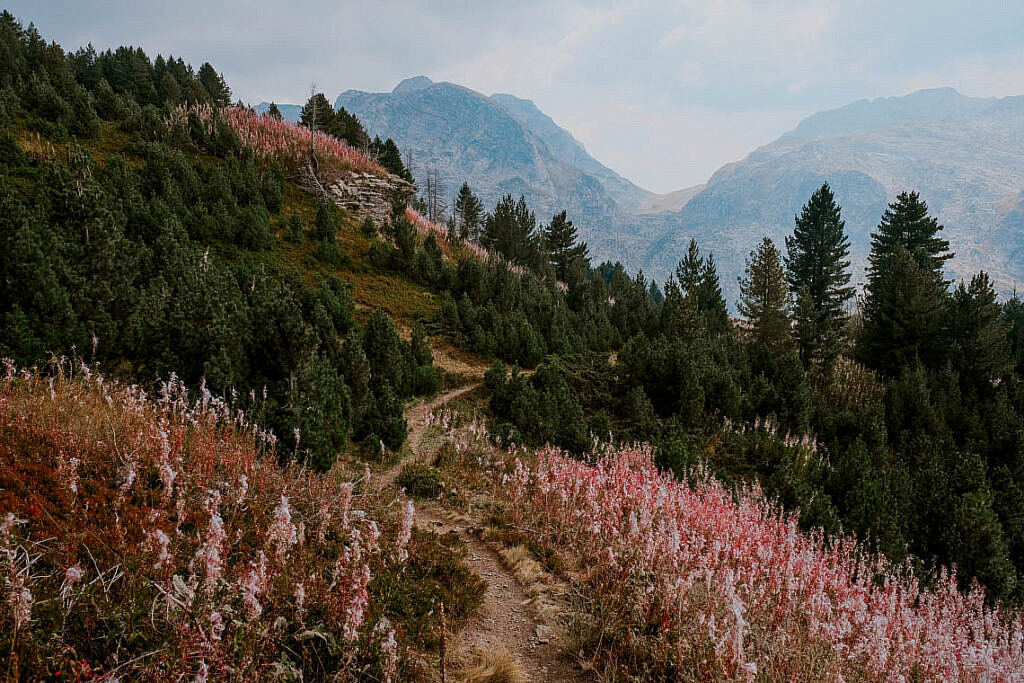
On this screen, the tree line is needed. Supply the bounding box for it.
[473,181,1024,605]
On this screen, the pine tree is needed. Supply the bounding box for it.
[697,253,730,334]
[311,200,338,242]
[266,101,282,120]
[676,239,704,296]
[860,192,953,374]
[370,137,411,181]
[868,191,953,284]
[332,106,369,149]
[544,210,588,281]
[738,236,791,350]
[480,194,539,266]
[785,183,854,369]
[947,272,1012,397]
[1002,295,1024,376]
[860,245,945,375]
[196,62,230,106]
[648,280,664,306]
[300,92,335,133]
[453,182,483,241]
[670,239,729,335]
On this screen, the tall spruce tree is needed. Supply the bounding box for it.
[738,236,791,350]
[300,92,335,134]
[544,210,588,281]
[370,137,411,181]
[699,253,730,334]
[1002,295,1024,376]
[333,106,369,149]
[785,183,854,369]
[453,182,483,241]
[868,191,953,283]
[861,245,946,375]
[676,239,704,296]
[672,239,730,335]
[860,192,953,374]
[480,194,539,266]
[265,101,282,120]
[196,62,230,106]
[947,272,1012,398]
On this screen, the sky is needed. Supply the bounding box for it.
[10,1,1024,192]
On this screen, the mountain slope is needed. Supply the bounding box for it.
[335,77,622,228]
[489,92,653,212]
[651,88,1024,301]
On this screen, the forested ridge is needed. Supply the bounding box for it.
[3,5,1024,641]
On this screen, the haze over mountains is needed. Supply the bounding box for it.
[261,79,1024,301]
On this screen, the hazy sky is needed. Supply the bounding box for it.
[11,1,1024,192]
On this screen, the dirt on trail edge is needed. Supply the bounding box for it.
[383,384,592,682]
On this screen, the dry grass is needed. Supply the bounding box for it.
[497,545,562,623]
[15,121,132,165]
[458,647,525,683]
[430,339,492,381]
[499,545,546,594]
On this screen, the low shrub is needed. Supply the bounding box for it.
[397,461,443,499]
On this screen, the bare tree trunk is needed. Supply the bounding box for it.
[307,83,318,176]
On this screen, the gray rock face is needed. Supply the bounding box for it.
[489,92,655,213]
[325,171,416,226]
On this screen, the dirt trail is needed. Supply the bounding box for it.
[374,382,481,493]
[383,384,590,682]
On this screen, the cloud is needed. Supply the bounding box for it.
[899,49,1024,98]
[552,92,805,191]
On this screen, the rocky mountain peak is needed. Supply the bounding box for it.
[392,75,433,94]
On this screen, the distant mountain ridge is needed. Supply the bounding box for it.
[331,77,644,239]
[650,87,1024,301]
[259,82,1024,302]
[254,101,302,122]
[488,92,656,213]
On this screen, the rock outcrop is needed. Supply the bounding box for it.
[324,170,417,226]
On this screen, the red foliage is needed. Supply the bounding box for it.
[0,361,409,680]
[506,444,1024,680]
[173,104,388,182]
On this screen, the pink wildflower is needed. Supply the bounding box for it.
[192,498,226,593]
[240,551,268,620]
[344,563,372,641]
[396,500,414,564]
[268,495,298,559]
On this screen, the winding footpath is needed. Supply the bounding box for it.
[379,385,590,682]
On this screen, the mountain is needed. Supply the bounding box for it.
[274,80,1024,303]
[488,92,655,212]
[332,77,689,268]
[334,77,618,227]
[650,87,1024,301]
[254,101,302,121]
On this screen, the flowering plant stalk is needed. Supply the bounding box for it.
[0,358,413,680]
[506,443,1024,680]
